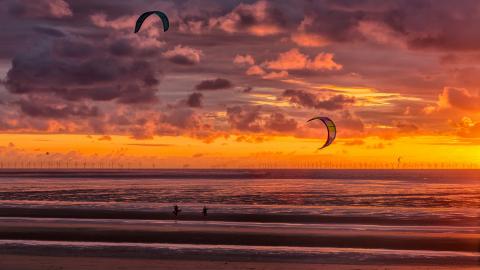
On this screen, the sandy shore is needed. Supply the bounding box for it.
[2,254,478,270]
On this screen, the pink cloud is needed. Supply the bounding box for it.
[209,0,284,36]
[163,45,203,66]
[233,54,255,66]
[8,0,72,19]
[90,13,134,31]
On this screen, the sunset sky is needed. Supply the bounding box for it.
[0,0,479,168]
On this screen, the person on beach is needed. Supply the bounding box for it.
[173,205,181,217]
[202,205,208,216]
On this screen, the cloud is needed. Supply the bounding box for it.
[282,89,355,110]
[226,105,262,132]
[302,1,480,51]
[5,36,162,105]
[242,86,253,93]
[343,139,365,146]
[163,45,202,66]
[457,117,480,138]
[195,78,233,91]
[338,111,364,132]
[357,21,405,47]
[246,65,266,76]
[265,112,297,132]
[439,87,480,111]
[395,121,419,133]
[291,32,330,47]
[233,54,255,66]
[209,0,285,36]
[98,135,112,141]
[164,109,200,130]
[291,16,330,47]
[265,48,342,71]
[108,38,134,56]
[127,143,172,147]
[186,92,203,108]
[368,143,385,149]
[90,13,134,31]
[32,26,66,38]
[16,99,99,119]
[7,0,73,19]
[262,70,288,79]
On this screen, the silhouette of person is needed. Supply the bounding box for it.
[173,205,181,217]
[202,206,208,216]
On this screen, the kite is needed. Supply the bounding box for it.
[134,11,169,33]
[307,116,336,149]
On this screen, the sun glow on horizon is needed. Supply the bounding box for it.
[0,134,478,169]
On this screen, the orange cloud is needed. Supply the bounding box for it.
[291,32,330,47]
[262,70,288,79]
[265,48,342,71]
[291,16,330,47]
[246,65,266,76]
[457,117,480,138]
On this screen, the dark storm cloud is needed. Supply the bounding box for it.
[186,92,203,108]
[302,2,365,42]
[17,99,99,119]
[302,0,480,51]
[282,89,355,110]
[4,36,162,104]
[195,78,233,91]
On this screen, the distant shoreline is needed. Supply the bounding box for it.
[0,168,478,181]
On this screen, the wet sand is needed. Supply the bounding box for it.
[0,207,477,226]
[2,254,479,270]
[0,217,478,252]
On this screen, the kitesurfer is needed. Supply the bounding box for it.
[173,205,181,217]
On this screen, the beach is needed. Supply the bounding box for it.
[0,169,478,269]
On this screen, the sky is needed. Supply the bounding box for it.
[0,0,479,168]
